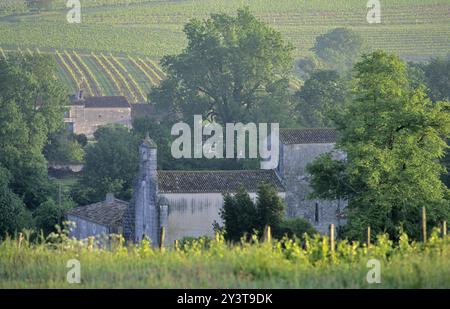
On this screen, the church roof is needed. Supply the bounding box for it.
[66,197,128,228]
[71,96,131,108]
[157,170,285,194]
[279,128,338,144]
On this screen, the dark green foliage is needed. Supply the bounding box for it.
[132,115,258,171]
[33,198,72,235]
[72,125,139,204]
[74,134,88,147]
[151,8,295,126]
[311,28,363,75]
[0,55,67,209]
[295,70,347,127]
[407,62,426,90]
[0,166,31,237]
[424,56,450,102]
[255,182,285,232]
[220,186,258,241]
[220,183,286,241]
[307,51,450,240]
[274,217,316,239]
[44,127,84,164]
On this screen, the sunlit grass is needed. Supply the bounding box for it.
[1,228,449,288]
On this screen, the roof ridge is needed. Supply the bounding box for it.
[158,169,273,173]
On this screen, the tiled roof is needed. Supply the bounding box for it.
[72,96,131,108]
[158,170,285,193]
[279,128,338,144]
[66,198,128,228]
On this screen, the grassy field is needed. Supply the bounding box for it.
[0,1,448,99]
[1,229,450,288]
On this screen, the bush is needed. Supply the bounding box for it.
[274,217,317,239]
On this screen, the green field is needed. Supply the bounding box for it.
[1,0,448,59]
[1,230,450,288]
[0,47,164,103]
[0,0,448,99]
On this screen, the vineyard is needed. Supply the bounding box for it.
[0,0,448,61]
[0,1,448,99]
[0,47,164,103]
[1,227,450,288]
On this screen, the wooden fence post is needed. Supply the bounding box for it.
[174,239,179,251]
[264,225,272,243]
[442,221,447,238]
[367,226,371,248]
[422,207,427,243]
[159,226,165,251]
[330,224,335,256]
[18,232,24,249]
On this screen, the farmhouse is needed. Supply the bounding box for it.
[64,94,132,137]
[67,128,345,245]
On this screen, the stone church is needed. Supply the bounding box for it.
[67,128,345,246]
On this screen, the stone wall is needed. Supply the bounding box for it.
[280,143,347,234]
[67,215,109,239]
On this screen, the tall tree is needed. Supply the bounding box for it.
[71,125,139,205]
[220,183,286,241]
[255,182,285,232]
[307,51,450,240]
[151,8,295,125]
[424,56,450,102]
[295,70,347,127]
[220,186,258,241]
[0,165,31,237]
[311,28,363,76]
[0,55,67,208]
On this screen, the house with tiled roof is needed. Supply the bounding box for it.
[67,128,345,245]
[66,193,128,239]
[64,94,132,137]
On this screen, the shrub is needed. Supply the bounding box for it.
[275,217,317,239]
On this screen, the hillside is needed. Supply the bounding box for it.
[0,0,448,99]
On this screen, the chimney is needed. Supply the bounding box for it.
[105,193,115,204]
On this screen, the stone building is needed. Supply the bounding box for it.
[67,136,285,246]
[64,95,132,137]
[275,128,346,234]
[66,193,128,239]
[66,128,345,244]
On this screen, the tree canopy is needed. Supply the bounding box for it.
[151,8,295,126]
[311,28,363,76]
[424,55,450,102]
[0,55,67,209]
[295,70,347,127]
[307,51,450,240]
[72,125,139,205]
[220,183,286,241]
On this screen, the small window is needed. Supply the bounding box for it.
[314,203,319,223]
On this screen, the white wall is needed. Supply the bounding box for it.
[161,192,286,244]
